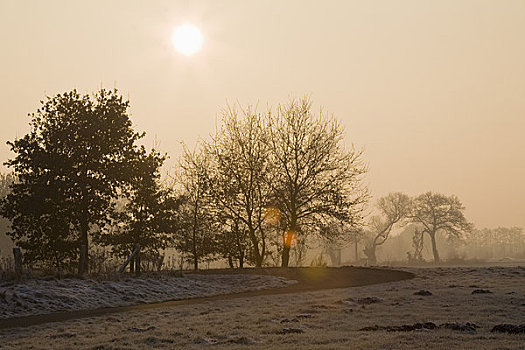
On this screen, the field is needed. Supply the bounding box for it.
[0,266,523,349]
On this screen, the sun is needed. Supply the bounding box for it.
[172,24,203,55]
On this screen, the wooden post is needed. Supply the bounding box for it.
[135,247,141,275]
[13,247,22,277]
[118,244,141,273]
[78,245,87,275]
[130,257,135,273]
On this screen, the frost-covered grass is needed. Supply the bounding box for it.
[1,266,524,349]
[0,273,295,319]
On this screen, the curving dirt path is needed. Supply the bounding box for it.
[0,266,413,330]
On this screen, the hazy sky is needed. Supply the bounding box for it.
[1,0,524,229]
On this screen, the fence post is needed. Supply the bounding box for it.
[130,256,135,273]
[118,244,141,273]
[13,247,23,277]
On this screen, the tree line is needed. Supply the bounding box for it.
[0,89,368,273]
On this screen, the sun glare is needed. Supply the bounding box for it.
[172,24,203,55]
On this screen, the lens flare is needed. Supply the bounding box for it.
[283,230,297,248]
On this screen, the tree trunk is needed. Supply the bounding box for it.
[193,253,198,271]
[248,225,263,267]
[364,245,377,265]
[78,244,87,275]
[281,230,294,267]
[13,247,22,277]
[354,238,358,262]
[429,232,440,263]
[78,181,89,275]
[281,245,291,267]
[192,200,199,271]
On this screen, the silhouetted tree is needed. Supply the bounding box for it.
[174,144,217,270]
[0,89,144,272]
[410,192,472,263]
[217,219,250,268]
[206,104,272,267]
[0,173,15,256]
[267,98,368,267]
[0,173,15,199]
[363,192,411,264]
[93,147,175,269]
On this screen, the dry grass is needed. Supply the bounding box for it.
[0,266,523,349]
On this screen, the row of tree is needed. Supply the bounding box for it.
[0,89,368,272]
[362,192,473,264]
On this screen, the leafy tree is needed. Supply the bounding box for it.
[206,104,272,267]
[0,89,144,272]
[93,147,175,269]
[0,173,15,257]
[0,173,15,198]
[174,144,217,270]
[1,169,77,268]
[363,192,411,264]
[267,98,368,267]
[410,192,472,263]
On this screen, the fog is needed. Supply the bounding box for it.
[1,0,525,230]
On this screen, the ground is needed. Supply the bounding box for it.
[0,266,523,349]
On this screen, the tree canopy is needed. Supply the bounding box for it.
[363,192,411,264]
[410,192,473,263]
[267,98,368,266]
[0,89,146,271]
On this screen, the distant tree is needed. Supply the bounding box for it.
[0,173,16,256]
[363,192,411,265]
[411,228,424,262]
[410,192,472,263]
[0,89,144,272]
[174,144,217,270]
[93,147,175,269]
[205,104,272,267]
[322,224,363,265]
[267,98,368,267]
[323,238,342,266]
[0,173,15,198]
[468,227,525,259]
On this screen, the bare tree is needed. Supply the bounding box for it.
[175,144,217,270]
[410,192,472,263]
[267,97,368,267]
[363,193,411,265]
[206,104,272,267]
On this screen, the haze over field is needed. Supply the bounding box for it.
[1,0,524,229]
